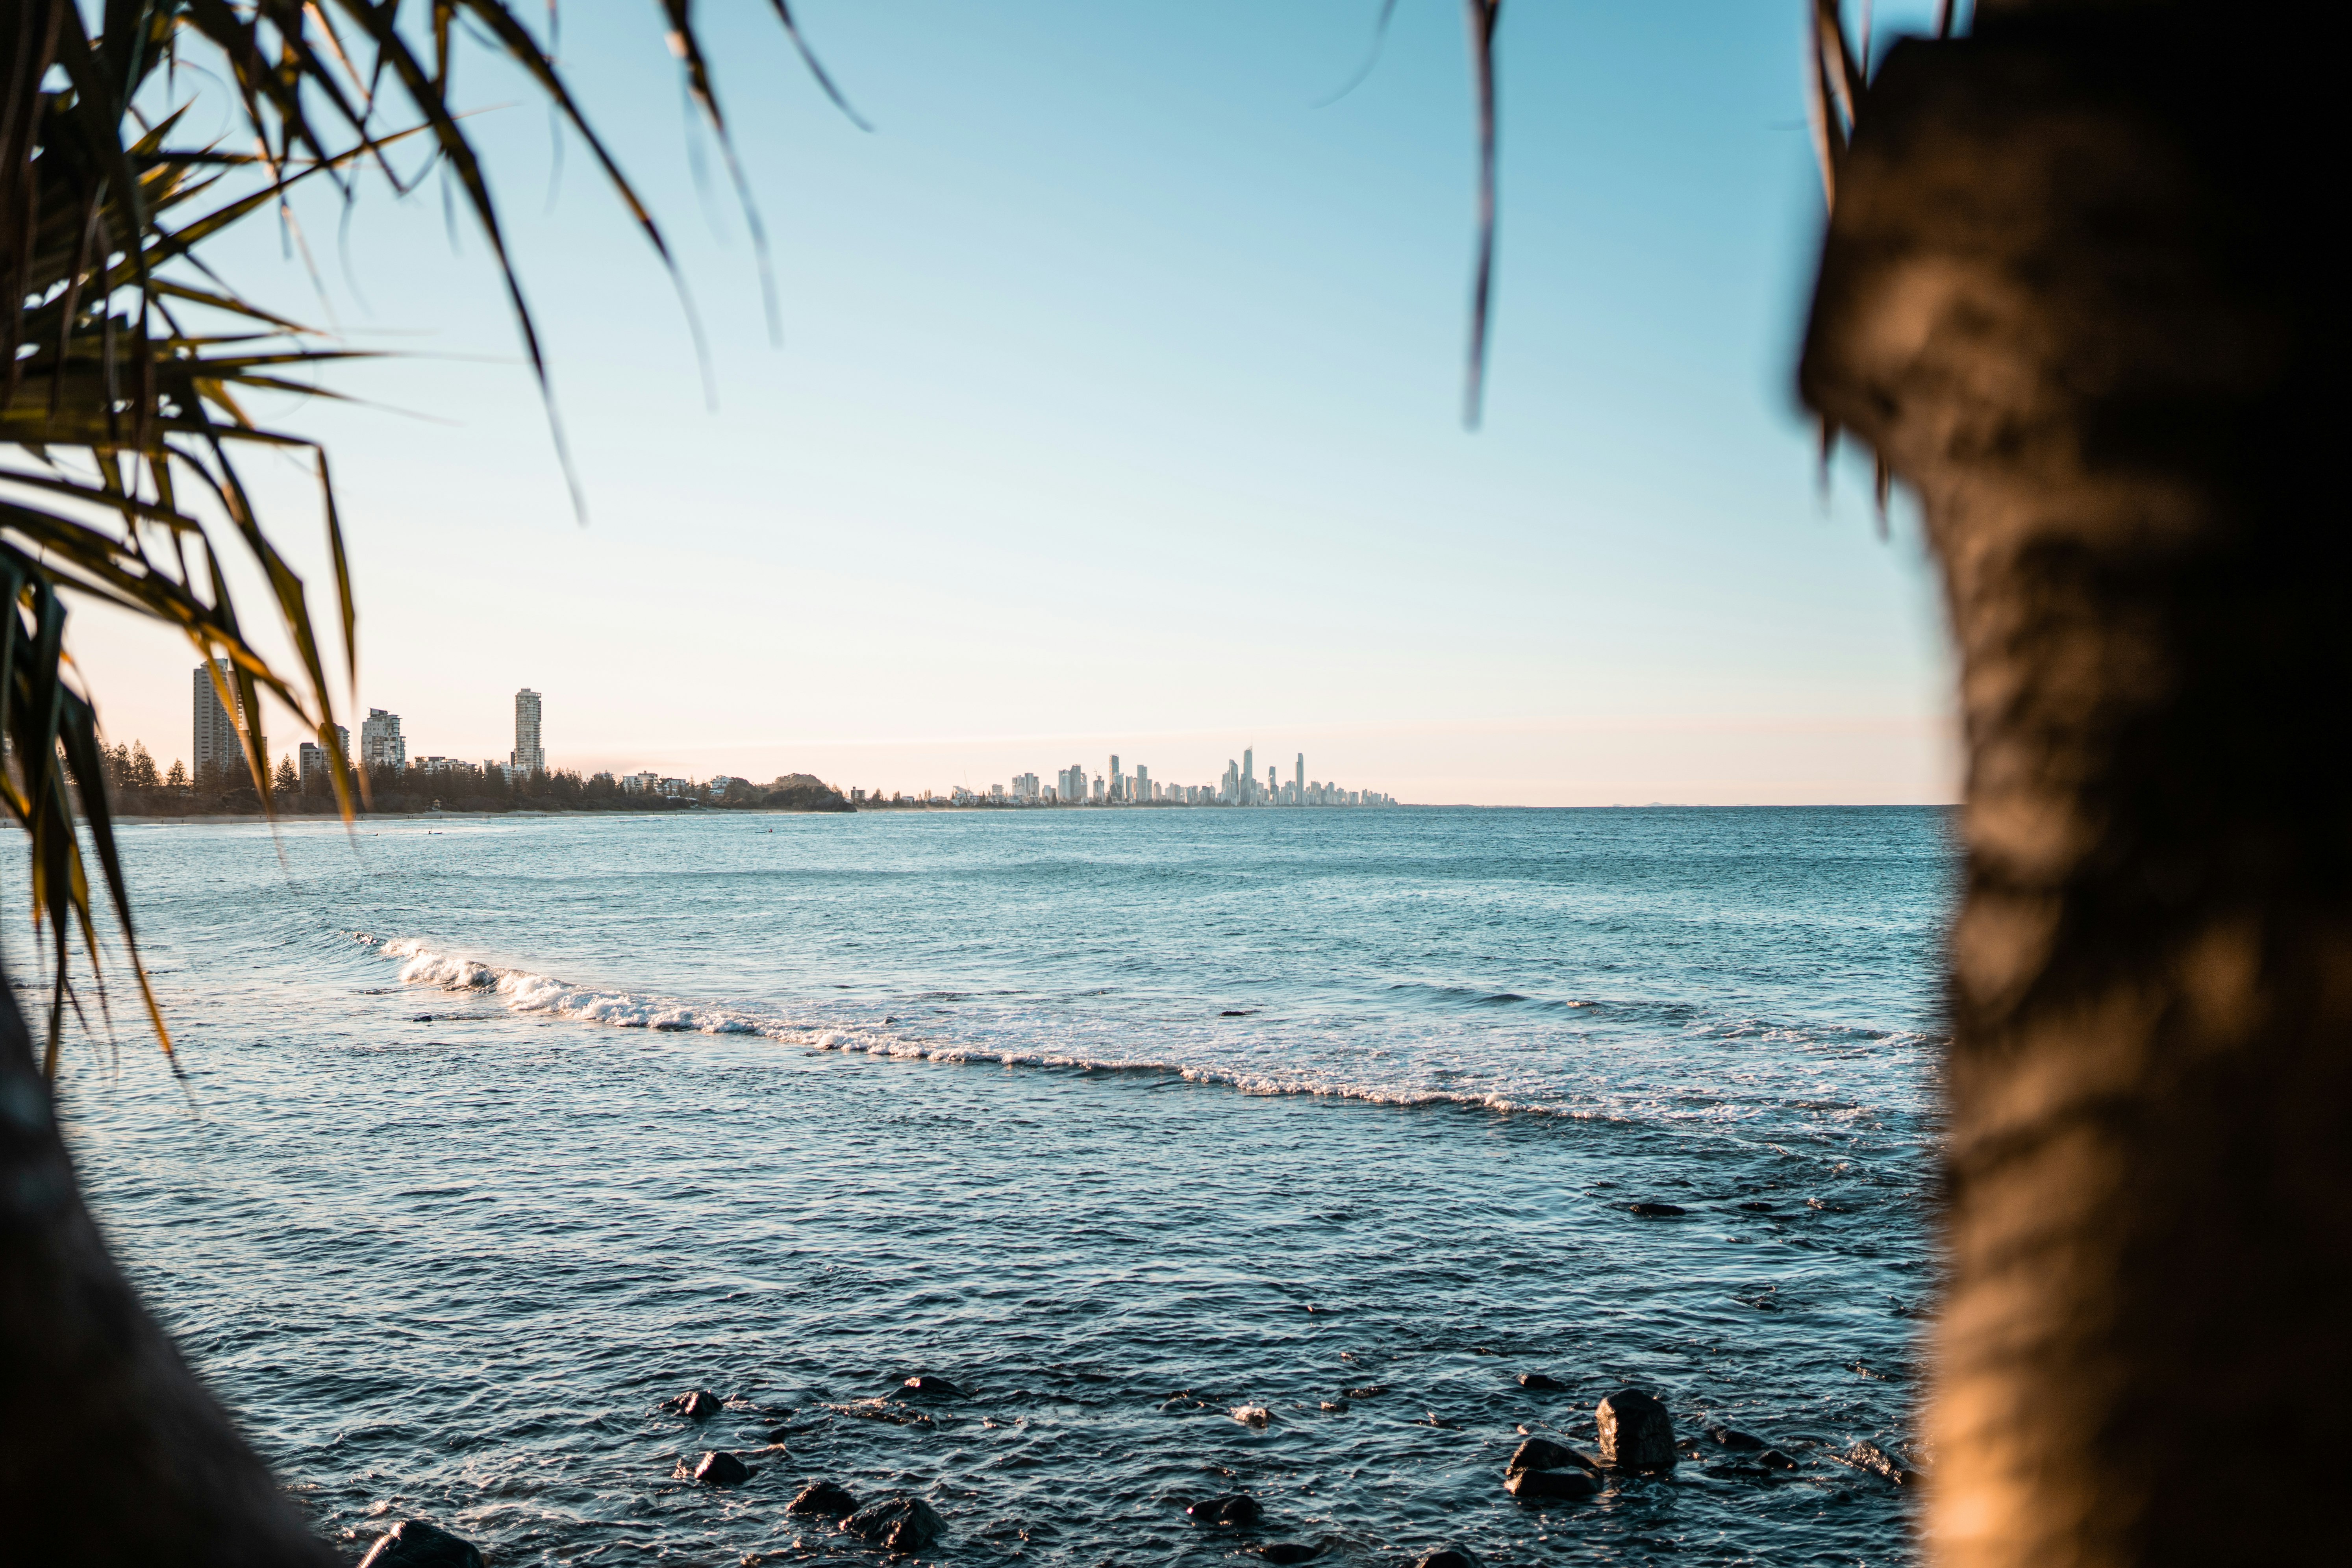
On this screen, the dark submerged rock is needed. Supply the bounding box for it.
[1736,1200,1776,1212]
[1626,1201,1687,1217]
[1256,1544,1323,1564]
[787,1479,860,1517]
[1759,1448,1800,1470]
[902,1373,965,1398]
[1597,1389,1677,1470]
[1343,1385,1390,1398]
[1187,1494,1262,1527]
[356,1519,485,1568]
[1706,1424,1766,1450]
[1507,1436,1598,1474]
[664,1388,722,1421]
[689,1450,750,1486]
[1505,1466,1600,1503]
[1413,1551,1480,1568]
[841,1495,945,1551]
[1516,1372,1568,1391]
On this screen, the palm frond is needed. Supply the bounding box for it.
[1462,0,1500,430]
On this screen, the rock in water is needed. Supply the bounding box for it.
[664,1388,722,1421]
[1758,1448,1800,1470]
[1517,1372,1568,1391]
[1231,1403,1272,1427]
[1705,1424,1765,1450]
[1505,1467,1600,1502]
[1844,1442,1921,1485]
[1597,1389,1677,1470]
[786,1479,859,1517]
[902,1374,964,1398]
[1413,1551,1480,1568]
[840,1496,945,1551]
[357,1520,485,1568]
[690,1450,749,1486]
[1626,1201,1687,1217]
[1188,1494,1263,1527]
[1257,1544,1323,1564]
[1506,1436,1598,1474]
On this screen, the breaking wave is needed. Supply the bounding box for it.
[352,933,1933,1170]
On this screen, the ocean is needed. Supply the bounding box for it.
[58,805,1950,1565]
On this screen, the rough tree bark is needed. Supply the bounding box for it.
[0,976,332,1565]
[1800,2,2345,1562]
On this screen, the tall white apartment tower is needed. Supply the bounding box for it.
[1242,747,1255,805]
[513,688,545,774]
[360,708,406,770]
[1296,753,1304,799]
[191,659,249,781]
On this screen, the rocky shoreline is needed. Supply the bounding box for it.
[354,1372,1924,1566]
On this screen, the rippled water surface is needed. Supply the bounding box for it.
[62,806,1952,1566]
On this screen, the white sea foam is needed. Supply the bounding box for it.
[353,936,1933,1169]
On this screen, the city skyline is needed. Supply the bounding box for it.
[981,747,1390,808]
[185,670,1405,806]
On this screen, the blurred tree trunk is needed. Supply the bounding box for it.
[0,977,331,1565]
[1800,2,2343,1561]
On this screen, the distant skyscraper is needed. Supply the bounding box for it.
[191,659,257,783]
[361,708,406,770]
[1296,753,1304,799]
[1242,747,1254,804]
[297,724,351,790]
[513,688,544,773]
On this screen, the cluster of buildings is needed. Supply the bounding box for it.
[194,669,1395,810]
[195,668,561,790]
[919,748,1394,808]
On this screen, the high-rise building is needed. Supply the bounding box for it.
[1296,753,1304,800]
[191,659,257,783]
[1109,754,1122,803]
[1242,747,1254,805]
[1135,764,1150,803]
[513,688,544,774]
[297,724,350,790]
[361,708,406,770]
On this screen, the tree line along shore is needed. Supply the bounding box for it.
[89,742,852,816]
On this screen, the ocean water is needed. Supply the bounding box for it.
[56,806,1952,1566]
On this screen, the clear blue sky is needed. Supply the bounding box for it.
[74,1,1954,805]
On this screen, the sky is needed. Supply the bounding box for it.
[66,1,1956,807]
